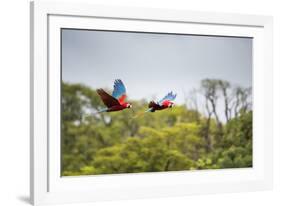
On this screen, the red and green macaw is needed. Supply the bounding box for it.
[96,79,132,113]
[146,91,177,112]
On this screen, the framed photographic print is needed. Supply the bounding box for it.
[30,1,273,205]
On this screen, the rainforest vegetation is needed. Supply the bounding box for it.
[62,79,252,176]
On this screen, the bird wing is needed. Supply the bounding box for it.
[112,79,127,104]
[97,89,120,108]
[148,101,159,108]
[158,92,177,106]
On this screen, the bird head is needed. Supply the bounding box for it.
[125,103,132,109]
[168,102,175,108]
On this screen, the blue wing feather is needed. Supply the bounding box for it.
[158,91,177,105]
[112,79,126,99]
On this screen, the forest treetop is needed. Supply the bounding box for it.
[62,78,252,176]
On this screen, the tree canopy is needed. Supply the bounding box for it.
[62,79,252,176]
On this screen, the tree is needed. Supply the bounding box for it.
[201,79,221,124]
[232,86,252,117]
[200,79,222,152]
[218,80,232,122]
[61,80,253,176]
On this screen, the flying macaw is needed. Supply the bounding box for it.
[96,79,132,113]
[133,92,177,118]
[146,91,177,112]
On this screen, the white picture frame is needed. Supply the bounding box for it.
[30,1,273,205]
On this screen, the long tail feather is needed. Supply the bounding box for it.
[80,108,108,120]
[95,108,108,114]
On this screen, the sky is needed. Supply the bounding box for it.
[62,29,252,120]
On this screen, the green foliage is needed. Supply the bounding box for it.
[61,82,253,176]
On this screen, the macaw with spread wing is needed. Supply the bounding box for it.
[146,91,177,112]
[96,79,132,113]
[133,91,177,118]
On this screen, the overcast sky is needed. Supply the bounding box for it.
[62,29,252,119]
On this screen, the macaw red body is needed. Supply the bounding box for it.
[147,92,177,112]
[148,100,174,112]
[105,104,130,112]
[96,79,132,113]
